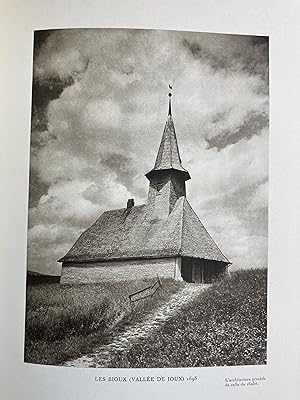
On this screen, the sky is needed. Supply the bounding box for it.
[27,29,269,275]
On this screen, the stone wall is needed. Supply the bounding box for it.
[61,257,179,285]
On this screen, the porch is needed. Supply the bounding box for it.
[181,257,228,284]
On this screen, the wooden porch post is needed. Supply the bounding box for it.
[201,259,204,283]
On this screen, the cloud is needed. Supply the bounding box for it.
[27,29,269,275]
[187,127,269,206]
[206,110,268,149]
[185,128,268,268]
[248,181,268,211]
[83,99,122,129]
[182,33,268,84]
[28,177,131,274]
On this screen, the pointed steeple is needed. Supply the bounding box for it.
[145,90,191,218]
[146,92,191,182]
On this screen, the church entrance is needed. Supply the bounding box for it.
[181,257,203,283]
[181,257,228,284]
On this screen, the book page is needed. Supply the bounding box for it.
[1,1,300,399]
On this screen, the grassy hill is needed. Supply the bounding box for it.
[24,269,267,367]
[24,279,183,365]
[110,268,267,368]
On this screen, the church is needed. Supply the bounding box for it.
[59,93,230,284]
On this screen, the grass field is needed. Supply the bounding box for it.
[24,279,183,365]
[110,268,267,368]
[25,269,267,367]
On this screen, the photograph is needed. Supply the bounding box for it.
[24,28,268,368]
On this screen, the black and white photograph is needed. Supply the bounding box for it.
[24,28,268,368]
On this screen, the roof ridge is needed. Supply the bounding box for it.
[169,196,185,256]
[169,115,182,167]
[169,116,174,169]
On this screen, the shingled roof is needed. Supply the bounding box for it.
[145,114,191,181]
[58,197,229,264]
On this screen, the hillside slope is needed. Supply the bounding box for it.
[110,268,267,368]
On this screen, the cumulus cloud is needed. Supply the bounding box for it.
[248,181,269,211]
[27,29,269,274]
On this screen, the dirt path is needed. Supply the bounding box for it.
[63,284,208,368]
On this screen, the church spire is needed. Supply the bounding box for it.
[145,89,191,182]
[145,90,191,218]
